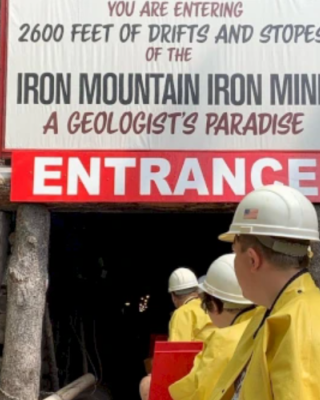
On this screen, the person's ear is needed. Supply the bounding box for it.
[247,247,263,272]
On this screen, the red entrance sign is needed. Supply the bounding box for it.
[11,151,320,202]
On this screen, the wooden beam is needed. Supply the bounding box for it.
[44,304,60,392]
[0,212,10,346]
[0,168,12,211]
[0,212,10,287]
[43,374,96,400]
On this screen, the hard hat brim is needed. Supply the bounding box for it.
[199,282,253,305]
[218,227,320,243]
[218,232,235,242]
[198,283,206,293]
[168,282,198,293]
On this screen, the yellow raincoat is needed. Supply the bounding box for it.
[209,269,320,400]
[169,297,214,342]
[168,306,264,400]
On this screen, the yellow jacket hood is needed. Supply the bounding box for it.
[169,297,215,342]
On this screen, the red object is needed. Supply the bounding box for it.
[149,334,168,357]
[11,150,320,202]
[149,341,203,400]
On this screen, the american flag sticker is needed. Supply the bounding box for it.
[243,208,259,219]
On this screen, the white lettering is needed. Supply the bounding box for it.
[251,158,283,188]
[105,158,136,195]
[289,159,318,196]
[174,158,209,195]
[33,157,62,195]
[67,158,100,195]
[140,158,172,195]
[213,158,245,195]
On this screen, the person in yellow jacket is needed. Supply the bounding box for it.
[140,267,214,400]
[208,184,320,400]
[168,267,214,342]
[169,254,263,400]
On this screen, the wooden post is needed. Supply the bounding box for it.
[0,213,10,288]
[310,205,320,286]
[0,205,50,400]
[80,318,89,375]
[43,374,96,400]
[44,304,60,392]
[0,212,10,366]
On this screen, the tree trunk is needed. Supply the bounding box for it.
[0,212,10,349]
[0,212,10,288]
[0,205,50,400]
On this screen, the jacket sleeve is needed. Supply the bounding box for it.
[169,308,194,342]
[189,331,236,400]
[169,350,204,400]
[169,330,233,400]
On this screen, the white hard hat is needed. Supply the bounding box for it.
[168,268,198,293]
[199,254,252,305]
[219,185,319,243]
[198,275,206,285]
[197,275,206,293]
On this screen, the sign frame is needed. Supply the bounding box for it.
[3,1,320,155]
[0,0,9,158]
[3,0,320,203]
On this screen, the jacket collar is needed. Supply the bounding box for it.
[183,296,198,305]
[231,305,257,326]
[271,269,314,313]
[254,269,314,337]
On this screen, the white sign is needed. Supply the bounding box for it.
[4,0,320,150]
